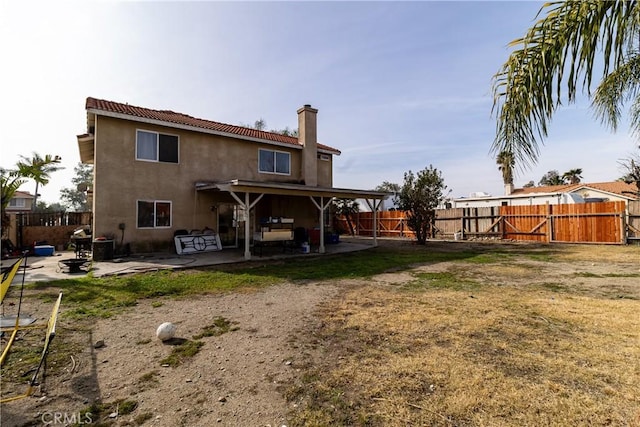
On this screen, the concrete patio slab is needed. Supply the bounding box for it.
[1,237,377,284]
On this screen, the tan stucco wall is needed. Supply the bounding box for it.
[317,155,333,187]
[91,116,334,251]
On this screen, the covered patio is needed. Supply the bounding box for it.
[194,179,391,260]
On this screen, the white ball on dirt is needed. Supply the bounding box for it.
[156,322,177,341]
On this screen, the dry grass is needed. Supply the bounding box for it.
[287,244,640,426]
[545,243,640,263]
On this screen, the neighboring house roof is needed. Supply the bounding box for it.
[512,181,638,199]
[12,191,34,199]
[84,97,341,155]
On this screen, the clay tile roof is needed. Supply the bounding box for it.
[511,184,578,195]
[85,97,340,154]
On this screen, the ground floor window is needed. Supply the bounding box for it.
[137,200,172,228]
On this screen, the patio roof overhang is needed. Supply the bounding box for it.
[195,179,392,260]
[195,179,390,200]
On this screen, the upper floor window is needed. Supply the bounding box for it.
[9,198,25,208]
[136,130,179,163]
[259,149,290,175]
[137,200,172,228]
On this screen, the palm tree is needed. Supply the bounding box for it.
[538,170,566,186]
[496,150,515,195]
[562,168,583,184]
[496,150,515,184]
[1,168,26,231]
[17,153,63,211]
[492,1,640,168]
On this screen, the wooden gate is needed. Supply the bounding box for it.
[501,205,549,242]
[501,201,626,244]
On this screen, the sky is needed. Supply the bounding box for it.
[1,0,638,205]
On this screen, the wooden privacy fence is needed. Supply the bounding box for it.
[13,212,93,249]
[336,201,637,244]
[335,211,416,239]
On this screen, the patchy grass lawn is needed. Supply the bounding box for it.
[2,240,639,425]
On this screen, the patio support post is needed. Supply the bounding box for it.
[309,196,333,254]
[244,192,251,260]
[364,198,384,247]
[226,190,264,260]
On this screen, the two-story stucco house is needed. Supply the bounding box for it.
[5,191,34,213]
[77,97,388,259]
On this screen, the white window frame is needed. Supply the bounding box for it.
[258,148,291,175]
[136,199,173,229]
[9,198,26,208]
[136,129,180,163]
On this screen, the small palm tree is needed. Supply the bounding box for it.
[539,170,566,186]
[17,153,63,211]
[1,168,26,231]
[496,151,515,185]
[562,168,583,184]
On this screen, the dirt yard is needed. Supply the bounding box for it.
[1,239,638,426]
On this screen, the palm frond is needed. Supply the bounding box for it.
[592,52,640,132]
[492,0,640,167]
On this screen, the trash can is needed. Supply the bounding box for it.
[92,239,114,261]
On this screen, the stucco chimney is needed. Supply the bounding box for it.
[505,183,514,196]
[297,104,318,186]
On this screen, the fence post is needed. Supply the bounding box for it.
[499,206,505,239]
[621,208,627,244]
[546,203,552,243]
